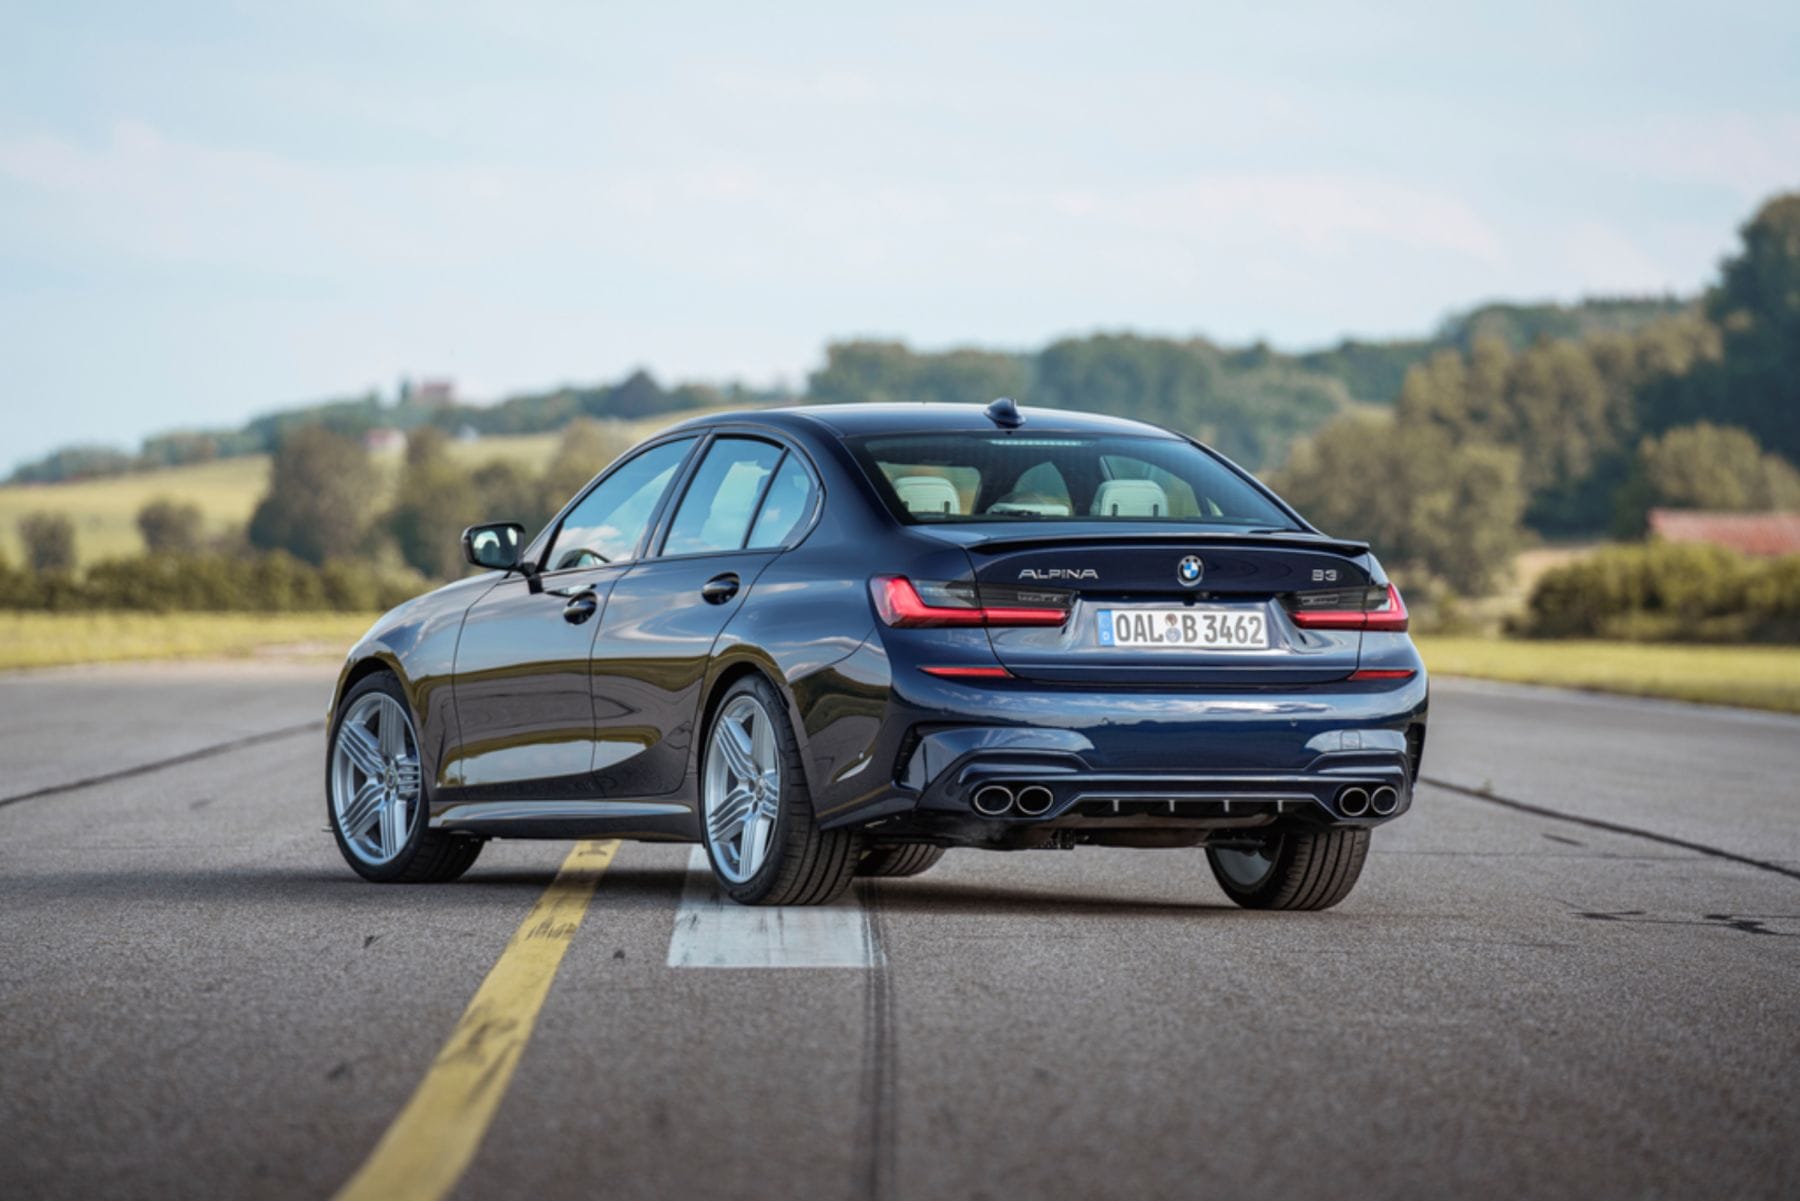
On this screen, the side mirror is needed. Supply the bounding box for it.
[461,522,526,571]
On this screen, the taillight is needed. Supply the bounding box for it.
[870,576,1070,628]
[1286,583,1409,632]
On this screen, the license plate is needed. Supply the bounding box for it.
[1095,608,1269,650]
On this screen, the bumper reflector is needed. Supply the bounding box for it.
[919,665,1013,679]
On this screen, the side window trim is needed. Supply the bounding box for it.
[533,434,700,577]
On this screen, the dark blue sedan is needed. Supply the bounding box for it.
[325,399,1426,909]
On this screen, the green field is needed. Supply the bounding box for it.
[1416,636,1800,714]
[0,611,378,671]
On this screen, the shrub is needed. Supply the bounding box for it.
[136,497,206,554]
[17,511,77,572]
[1521,542,1800,642]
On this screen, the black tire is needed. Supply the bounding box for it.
[701,674,860,906]
[327,672,483,884]
[858,844,946,878]
[1206,827,1369,911]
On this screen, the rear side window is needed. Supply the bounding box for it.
[746,454,817,548]
[546,437,694,570]
[663,437,786,556]
[849,433,1293,527]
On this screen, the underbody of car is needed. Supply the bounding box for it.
[326,400,1427,908]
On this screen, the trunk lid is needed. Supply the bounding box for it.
[937,526,1373,685]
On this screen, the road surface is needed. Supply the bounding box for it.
[1,661,1795,1201]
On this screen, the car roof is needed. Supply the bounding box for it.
[664,402,1184,440]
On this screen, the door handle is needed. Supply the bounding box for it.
[562,591,599,624]
[701,573,740,605]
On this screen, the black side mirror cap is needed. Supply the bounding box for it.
[461,522,527,572]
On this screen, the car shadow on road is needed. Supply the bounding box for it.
[864,878,1235,919]
[3,863,1237,921]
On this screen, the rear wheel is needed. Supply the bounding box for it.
[1206,827,1368,911]
[700,675,860,906]
[857,844,945,878]
[327,672,482,883]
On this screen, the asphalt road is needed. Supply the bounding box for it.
[1,664,1796,1201]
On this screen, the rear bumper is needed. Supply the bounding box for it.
[817,668,1428,837]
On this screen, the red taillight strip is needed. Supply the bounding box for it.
[871,577,1067,628]
[1291,583,1409,633]
[1348,668,1417,681]
[920,665,1013,679]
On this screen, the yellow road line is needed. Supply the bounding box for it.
[333,839,619,1201]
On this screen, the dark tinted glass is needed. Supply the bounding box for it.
[850,433,1294,527]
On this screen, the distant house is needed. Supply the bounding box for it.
[1648,509,1800,557]
[363,427,407,454]
[413,378,456,408]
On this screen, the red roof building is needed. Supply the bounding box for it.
[1648,509,1800,557]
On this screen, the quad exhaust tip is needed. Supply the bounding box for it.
[1370,785,1400,816]
[1337,786,1371,818]
[972,784,1014,817]
[1015,785,1055,817]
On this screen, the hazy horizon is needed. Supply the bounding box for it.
[4,0,1796,471]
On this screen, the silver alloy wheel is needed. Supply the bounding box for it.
[330,692,422,866]
[1213,835,1283,890]
[703,693,783,884]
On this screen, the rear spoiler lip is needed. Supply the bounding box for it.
[939,529,1372,558]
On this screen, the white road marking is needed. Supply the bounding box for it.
[668,846,882,969]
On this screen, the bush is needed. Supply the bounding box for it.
[1520,542,1800,642]
[17,511,77,572]
[2,552,424,614]
[136,497,206,553]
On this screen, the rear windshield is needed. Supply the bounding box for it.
[849,433,1296,527]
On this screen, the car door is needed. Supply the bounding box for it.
[445,436,697,794]
[586,434,809,798]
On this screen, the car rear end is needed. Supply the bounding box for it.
[836,422,1427,850]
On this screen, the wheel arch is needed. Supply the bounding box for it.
[694,651,829,809]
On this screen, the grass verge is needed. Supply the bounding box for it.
[0,612,375,671]
[1416,636,1800,715]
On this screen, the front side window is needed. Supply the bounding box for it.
[546,437,694,570]
[849,433,1294,527]
[663,437,786,556]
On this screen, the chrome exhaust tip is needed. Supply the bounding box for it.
[1370,786,1400,816]
[1015,785,1055,817]
[972,784,1015,817]
[1338,786,1371,818]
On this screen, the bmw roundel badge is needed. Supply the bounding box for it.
[1177,555,1204,586]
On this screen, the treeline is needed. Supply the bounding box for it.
[8,371,772,484]
[1272,194,1800,594]
[9,291,1688,485]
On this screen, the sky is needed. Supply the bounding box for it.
[2,0,1797,472]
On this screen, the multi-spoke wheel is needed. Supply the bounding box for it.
[699,675,860,905]
[327,672,482,883]
[1206,827,1369,911]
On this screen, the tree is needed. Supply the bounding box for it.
[18,511,77,572]
[384,427,467,579]
[1270,416,1527,595]
[136,497,205,553]
[1705,192,1800,460]
[1612,422,1800,534]
[247,427,378,566]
